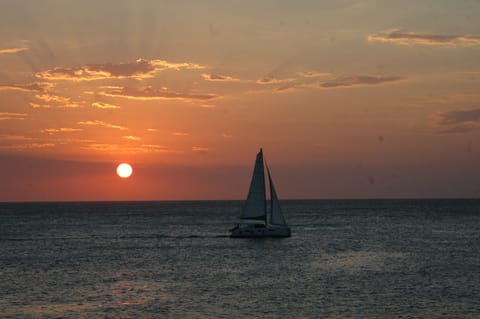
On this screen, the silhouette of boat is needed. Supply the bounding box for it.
[230,148,291,238]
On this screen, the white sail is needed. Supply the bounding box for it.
[267,165,287,226]
[241,149,266,220]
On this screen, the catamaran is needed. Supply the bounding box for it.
[230,148,291,238]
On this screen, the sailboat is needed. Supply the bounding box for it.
[230,148,291,238]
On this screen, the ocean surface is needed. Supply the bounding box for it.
[1,199,479,318]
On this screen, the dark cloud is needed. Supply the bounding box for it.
[319,76,404,88]
[369,30,480,46]
[436,108,480,134]
[439,108,480,125]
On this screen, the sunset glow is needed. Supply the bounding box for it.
[1,1,479,201]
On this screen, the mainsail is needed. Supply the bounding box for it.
[267,165,287,226]
[240,149,266,220]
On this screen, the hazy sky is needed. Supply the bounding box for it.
[1,0,479,201]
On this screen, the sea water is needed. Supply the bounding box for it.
[0,199,479,318]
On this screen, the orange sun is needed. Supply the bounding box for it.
[116,163,133,178]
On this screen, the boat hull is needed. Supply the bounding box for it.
[230,225,291,238]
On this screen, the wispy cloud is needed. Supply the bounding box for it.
[256,77,295,85]
[0,47,29,54]
[83,143,171,153]
[192,146,208,153]
[254,74,405,93]
[436,108,480,134]
[30,102,51,109]
[35,58,205,81]
[0,143,55,150]
[296,71,331,78]
[0,134,33,141]
[35,94,71,103]
[0,112,27,120]
[172,132,190,136]
[250,71,405,94]
[147,128,158,132]
[202,73,241,82]
[78,120,128,130]
[0,82,54,93]
[199,104,216,108]
[438,108,480,125]
[92,102,120,109]
[100,86,218,101]
[123,135,141,140]
[42,128,83,134]
[319,75,404,88]
[368,30,480,46]
[34,93,81,108]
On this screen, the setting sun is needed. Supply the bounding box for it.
[116,163,133,178]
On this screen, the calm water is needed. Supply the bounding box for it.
[0,199,479,318]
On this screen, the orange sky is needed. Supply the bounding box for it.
[1,1,480,201]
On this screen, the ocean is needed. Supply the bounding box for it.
[0,199,479,318]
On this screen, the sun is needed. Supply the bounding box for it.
[116,163,133,178]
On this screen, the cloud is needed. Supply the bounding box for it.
[259,75,405,93]
[256,77,295,85]
[42,128,83,134]
[35,93,71,103]
[251,72,405,94]
[222,133,233,138]
[83,143,171,153]
[151,59,205,70]
[192,146,208,153]
[123,135,141,141]
[100,86,218,101]
[172,132,189,136]
[436,108,480,134]
[0,82,54,93]
[0,143,55,150]
[35,58,205,81]
[147,128,158,132]
[34,94,81,108]
[438,108,480,125]
[30,102,51,109]
[78,120,128,130]
[0,47,28,54]
[202,73,241,82]
[368,30,480,46]
[319,75,404,88]
[0,134,33,141]
[92,102,120,109]
[296,71,331,78]
[0,112,27,120]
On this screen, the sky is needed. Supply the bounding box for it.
[1,0,480,201]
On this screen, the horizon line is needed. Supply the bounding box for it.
[1,197,479,204]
